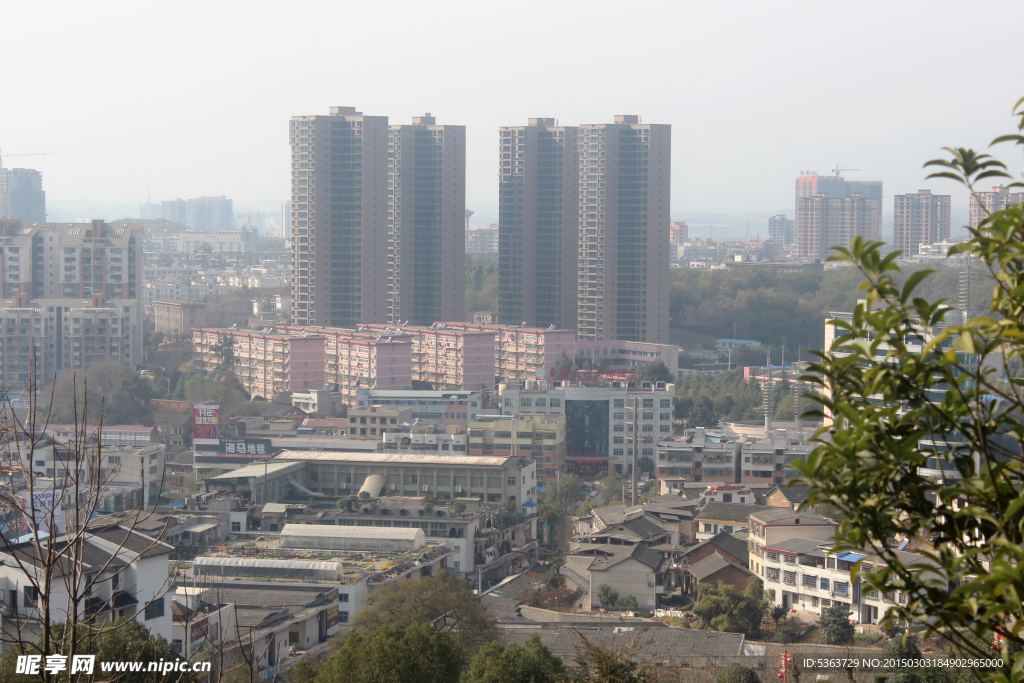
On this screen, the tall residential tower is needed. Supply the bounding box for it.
[497,119,579,330]
[387,114,466,325]
[795,172,881,261]
[1,168,46,223]
[893,190,951,257]
[576,116,670,343]
[290,107,389,327]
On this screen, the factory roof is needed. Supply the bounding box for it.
[273,451,520,467]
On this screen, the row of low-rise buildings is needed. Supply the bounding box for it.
[191,323,680,402]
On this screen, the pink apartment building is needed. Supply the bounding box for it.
[362,323,495,390]
[192,328,326,400]
[278,325,413,405]
[436,323,577,383]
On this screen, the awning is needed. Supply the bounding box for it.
[184,523,218,533]
[836,551,865,562]
[521,501,537,509]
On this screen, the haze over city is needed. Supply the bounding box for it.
[4,0,1023,230]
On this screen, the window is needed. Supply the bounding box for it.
[614,399,624,408]
[231,522,241,532]
[765,551,779,562]
[521,398,532,407]
[144,598,165,620]
[660,399,670,409]
[834,581,849,596]
[802,574,817,588]
[149,466,157,475]
[820,578,830,591]
[339,593,349,602]
[898,591,907,604]
[643,398,653,408]
[536,399,546,407]
[811,596,819,608]
[339,611,349,623]
[508,477,515,486]
[172,639,183,654]
[504,399,513,408]
[826,557,836,569]
[454,561,460,570]
[866,589,879,599]
[108,456,121,464]
[766,567,779,581]
[783,555,796,564]
[23,585,38,605]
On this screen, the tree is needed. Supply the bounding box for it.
[552,351,574,378]
[636,360,673,384]
[768,604,789,630]
[688,395,718,428]
[817,604,854,645]
[692,577,768,638]
[637,457,655,479]
[562,628,660,683]
[52,363,154,424]
[465,634,565,683]
[884,635,922,660]
[353,570,496,653]
[717,664,761,683]
[596,584,620,609]
[314,623,462,683]
[792,96,1024,670]
[595,474,624,506]
[616,595,638,611]
[495,497,521,528]
[449,500,467,516]
[0,618,196,683]
[544,473,586,514]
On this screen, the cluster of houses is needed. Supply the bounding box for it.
[560,480,941,626]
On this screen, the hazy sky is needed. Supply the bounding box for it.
[3,1,1022,221]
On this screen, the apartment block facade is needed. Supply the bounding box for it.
[893,190,951,257]
[387,115,466,326]
[767,215,795,245]
[1,168,46,222]
[361,323,495,390]
[277,325,413,405]
[290,107,390,327]
[657,429,808,485]
[161,196,234,231]
[354,388,484,429]
[436,322,576,384]
[576,339,680,376]
[969,184,1024,228]
[577,116,670,343]
[192,328,326,399]
[0,220,144,379]
[795,173,881,261]
[468,413,566,481]
[502,380,674,476]
[497,118,579,330]
[1,295,140,384]
[152,301,207,337]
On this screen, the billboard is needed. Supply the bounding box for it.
[326,605,339,629]
[193,405,220,440]
[220,438,274,457]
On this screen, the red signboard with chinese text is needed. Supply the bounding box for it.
[193,405,220,439]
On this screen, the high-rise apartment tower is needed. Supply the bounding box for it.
[893,190,951,257]
[1,168,46,223]
[768,215,795,245]
[577,116,670,343]
[290,107,389,327]
[388,114,466,326]
[970,185,1024,228]
[497,118,579,330]
[795,172,881,261]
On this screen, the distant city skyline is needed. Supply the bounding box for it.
[2,2,1021,219]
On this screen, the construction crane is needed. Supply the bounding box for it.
[832,163,859,177]
[0,149,52,169]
